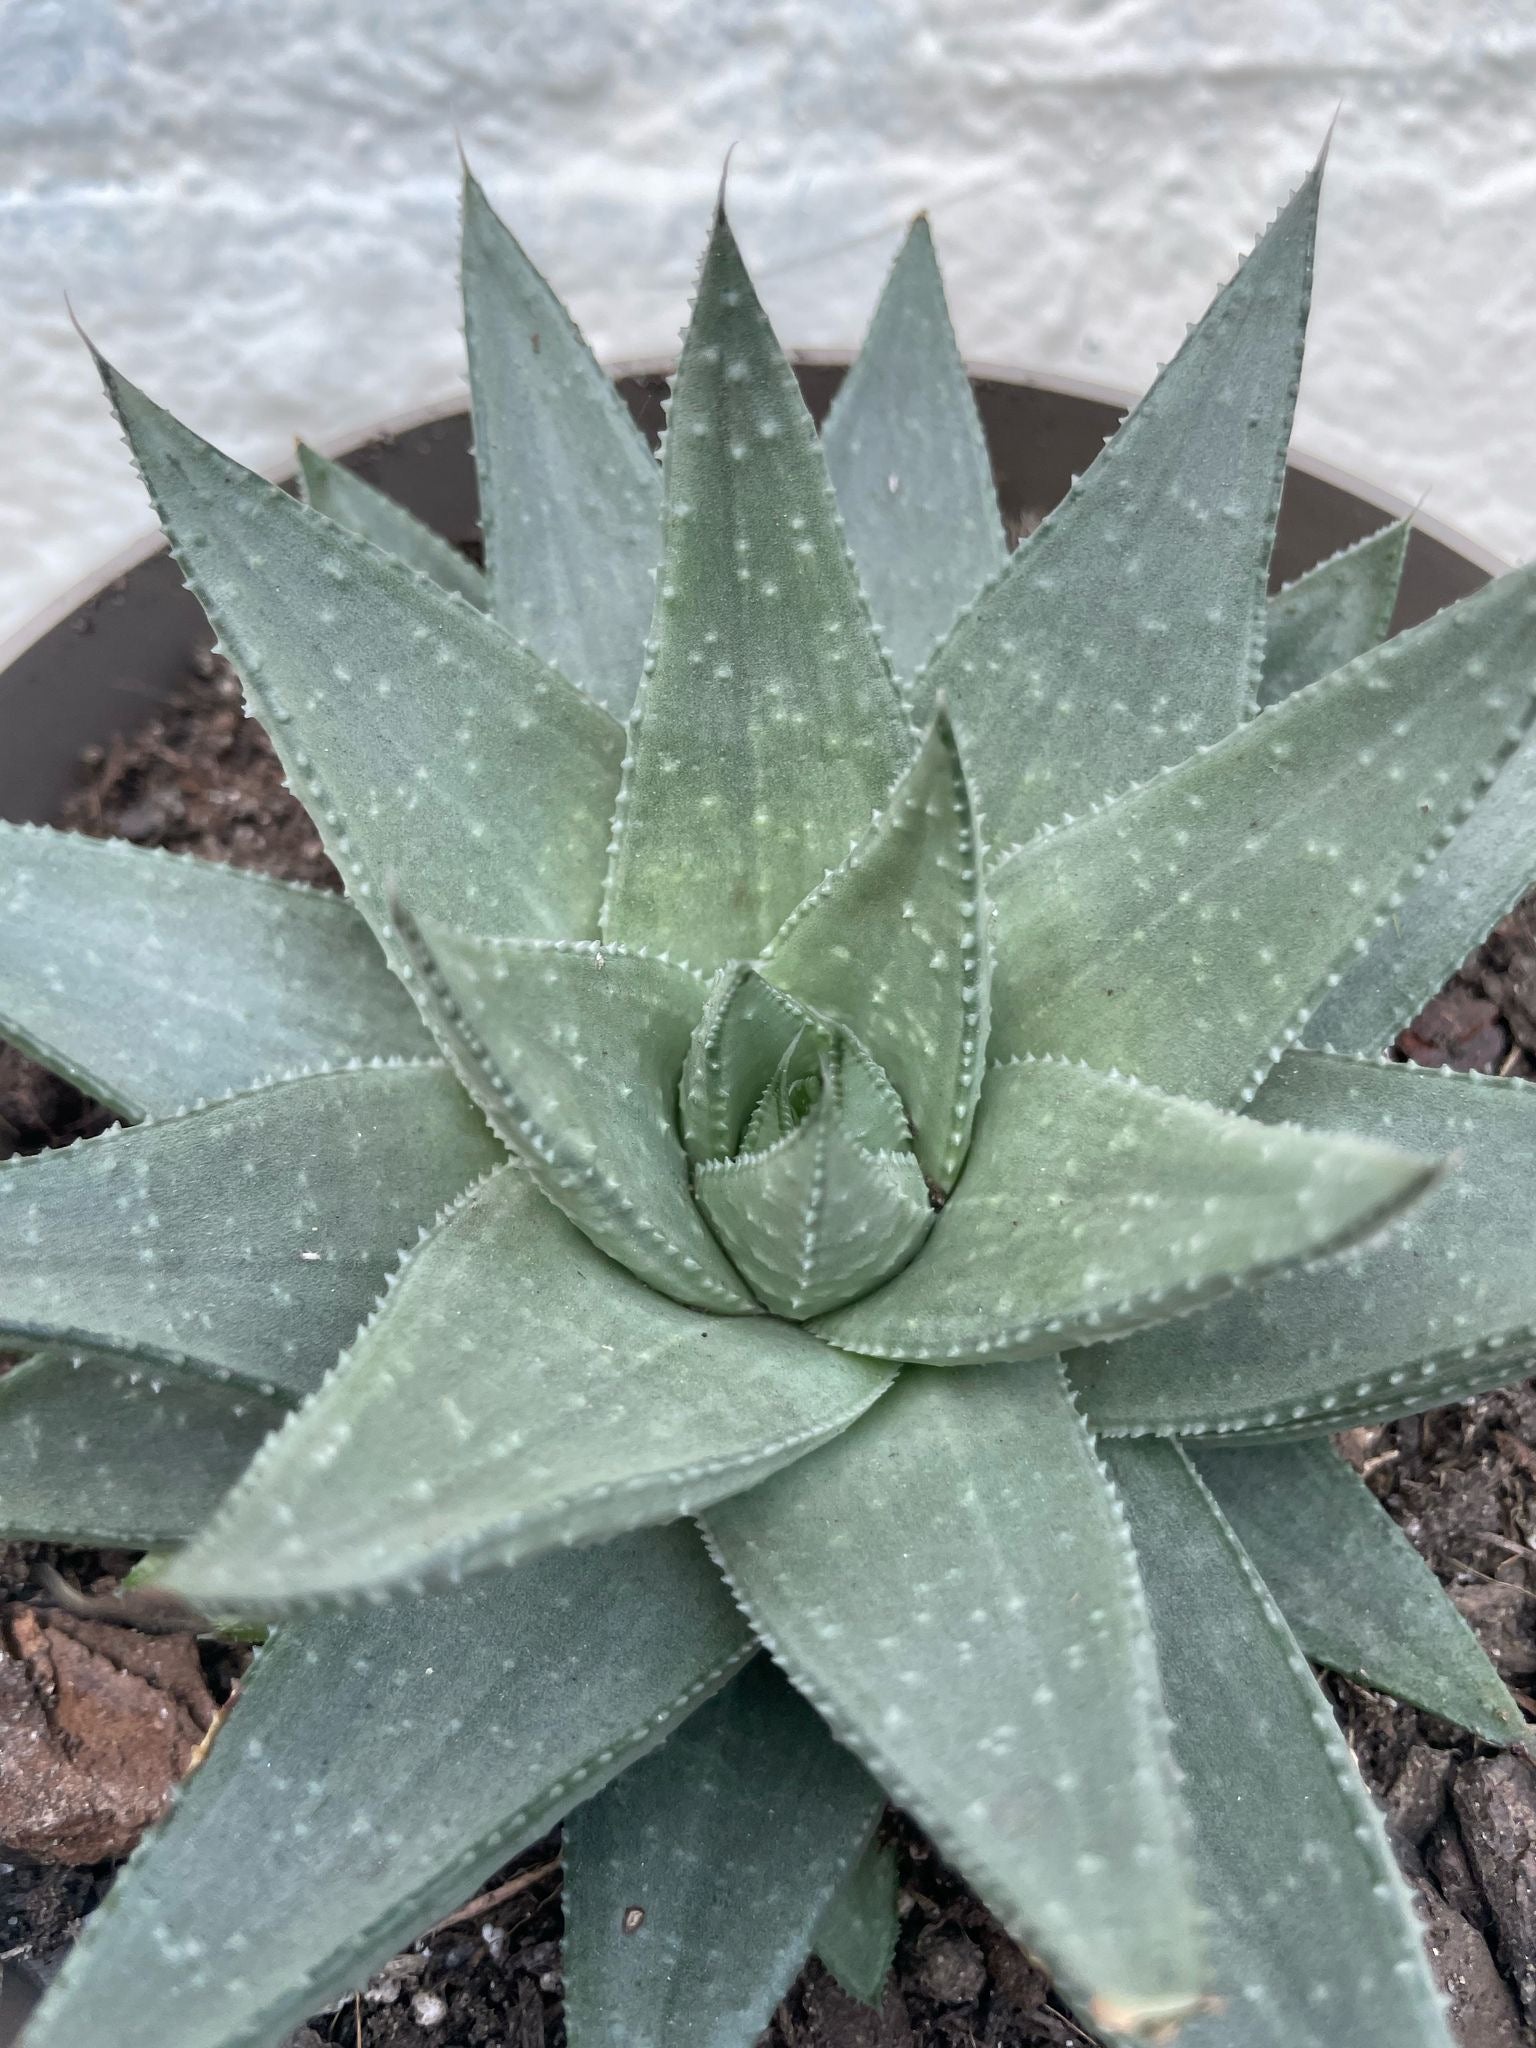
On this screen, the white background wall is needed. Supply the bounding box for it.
[4,0,1535,647]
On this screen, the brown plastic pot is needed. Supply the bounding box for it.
[0,364,1505,832]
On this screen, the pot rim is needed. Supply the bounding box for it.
[0,360,1508,683]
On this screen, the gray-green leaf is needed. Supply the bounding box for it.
[1304,728,1536,1057]
[168,1163,894,1612]
[739,1021,832,1151]
[0,1354,280,1547]
[988,556,1536,1107]
[1260,519,1409,707]
[601,203,911,968]
[1194,1438,1525,1747]
[1074,1054,1536,1439]
[24,1526,751,2048]
[822,216,1006,685]
[462,166,660,715]
[681,968,912,1170]
[695,1048,933,1319]
[811,1056,1433,1366]
[704,1363,1205,2037]
[927,164,1320,852]
[682,969,852,1164]
[97,352,623,954]
[814,1832,900,2007]
[761,708,989,1189]
[563,1657,884,2048]
[295,441,488,608]
[0,1061,499,1397]
[0,826,428,1120]
[1105,1439,1453,2048]
[390,917,753,1312]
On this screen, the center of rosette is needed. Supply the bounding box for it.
[680,966,935,1320]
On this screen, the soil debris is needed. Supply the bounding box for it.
[1391,896,1536,1081]
[0,1600,214,1864]
[58,649,340,890]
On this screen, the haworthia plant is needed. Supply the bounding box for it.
[563,1657,885,2046]
[1304,719,1536,1058]
[1105,1441,1456,2048]
[1072,1054,1536,1438]
[821,214,1007,686]
[7,150,1532,2048]
[1259,518,1410,707]
[0,826,430,1118]
[1192,1437,1526,1747]
[460,166,661,715]
[926,158,1323,853]
[814,1831,902,2005]
[0,1354,281,1547]
[295,441,489,609]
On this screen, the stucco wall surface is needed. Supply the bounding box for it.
[3,0,1535,647]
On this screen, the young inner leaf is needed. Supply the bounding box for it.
[695,1040,933,1320]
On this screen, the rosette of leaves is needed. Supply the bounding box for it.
[5,150,1536,2048]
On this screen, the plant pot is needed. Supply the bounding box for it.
[0,368,1524,2048]
[0,364,1502,831]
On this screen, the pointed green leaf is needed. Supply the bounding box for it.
[1074,1054,1536,1439]
[695,1052,933,1319]
[1194,1438,1525,1747]
[739,1022,827,1151]
[927,167,1320,852]
[169,1164,894,1613]
[988,559,1536,1106]
[681,966,819,1166]
[1105,1439,1453,2048]
[0,1061,500,1397]
[704,1364,1205,2036]
[462,167,660,715]
[761,710,988,1188]
[740,1025,910,1159]
[601,204,911,968]
[835,1033,912,1151]
[812,1056,1433,1366]
[391,916,753,1312]
[0,1354,280,1546]
[24,1527,751,2048]
[295,441,488,608]
[821,216,1006,683]
[682,965,911,1170]
[97,354,623,954]
[1304,729,1536,1056]
[0,826,430,1120]
[563,1658,884,2048]
[814,1832,900,2007]
[1260,520,1409,707]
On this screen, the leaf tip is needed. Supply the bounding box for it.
[1318,99,1343,173]
[71,305,122,401]
[1088,1989,1219,2042]
[715,141,741,225]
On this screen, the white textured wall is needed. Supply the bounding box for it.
[3,0,1535,647]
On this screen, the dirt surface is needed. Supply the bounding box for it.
[1393,895,1536,1080]
[1,654,1535,2046]
[56,647,339,890]
[0,1540,246,2031]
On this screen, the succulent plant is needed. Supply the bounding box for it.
[4,146,1536,2048]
